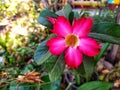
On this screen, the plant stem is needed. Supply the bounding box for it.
[65,82,73,90]
[75,74,80,85]
[95,43,110,64]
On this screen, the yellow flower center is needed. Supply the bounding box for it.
[65,34,79,47]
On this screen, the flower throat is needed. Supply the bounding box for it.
[65,34,79,47]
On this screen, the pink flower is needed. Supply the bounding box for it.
[46,16,101,68]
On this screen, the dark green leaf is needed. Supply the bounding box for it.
[95,43,110,64]
[69,12,74,24]
[38,9,58,28]
[77,81,113,90]
[83,56,95,81]
[45,55,58,72]
[40,80,60,90]
[73,11,79,20]
[41,74,50,82]
[91,22,120,38]
[56,4,72,19]
[72,63,85,77]
[34,40,52,65]
[89,33,120,44]
[75,56,95,81]
[23,64,34,74]
[49,54,65,82]
[61,10,79,25]
[0,85,8,90]
[10,82,38,90]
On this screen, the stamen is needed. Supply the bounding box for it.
[65,34,79,47]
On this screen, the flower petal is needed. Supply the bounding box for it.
[65,47,82,68]
[47,37,66,55]
[73,17,93,37]
[79,38,101,56]
[52,16,72,37]
[47,16,56,24]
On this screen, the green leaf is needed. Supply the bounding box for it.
[89,33,120,44]
[69,11,79,24]
[38,9,58,28]
[34,40,52,65]
[0,85,8,90]
[49,54,65,82]
[77,81,113,90]
[83,56,95,81]
[95,43,110,64]
[10,81,61,90]
[92,22,120,38]
[73,11,79,20]
[45,55,58,72]
[10,82,38,90]
[69,12,74,24]
[41,74,50,82]
[40,80,60,90]
[0,38,6,50]
[56,4,72,18]
[75,56,95,81]
[23,64,34,74]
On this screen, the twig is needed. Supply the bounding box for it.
[41,0,48,8]
[53,0,59,11]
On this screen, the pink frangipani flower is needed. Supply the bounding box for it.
[46,16,101,68]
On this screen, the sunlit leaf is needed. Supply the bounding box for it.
[0,38,6,50]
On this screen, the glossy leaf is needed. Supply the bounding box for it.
[91,22,120,38]
[56,4,72,18]
[77,81,113,90]
[38,9,58,28]
[49,54,65,82]
[89,33,120,44]
[34,40,51,65]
